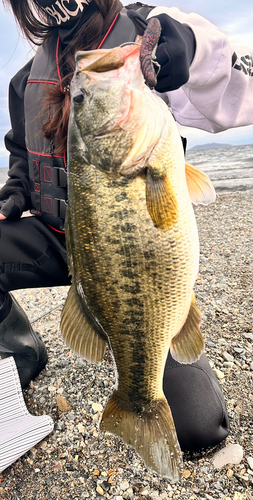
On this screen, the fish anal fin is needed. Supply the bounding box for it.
[100,393,182,482]
[185,162,216,205]
[170,294,204,364]
[60,284,107,363]
[146,168,178,230]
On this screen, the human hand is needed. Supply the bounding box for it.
[127,10,196,92]
[0,213,7,220]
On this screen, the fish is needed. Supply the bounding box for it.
[60,43,216,482]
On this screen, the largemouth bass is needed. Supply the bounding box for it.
[61,44,215,481]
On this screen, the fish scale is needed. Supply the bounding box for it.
[61,43,215,481]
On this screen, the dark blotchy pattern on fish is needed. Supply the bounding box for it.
[66,163,194,410]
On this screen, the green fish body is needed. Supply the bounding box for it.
[61,44,215,481]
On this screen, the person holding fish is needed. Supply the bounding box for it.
[0,0,252,466]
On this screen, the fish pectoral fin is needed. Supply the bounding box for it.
[100,393,182,482]
[60,284,107,363]
[146,167,178,230]
[185,162,216,205]
[170,294,204,364]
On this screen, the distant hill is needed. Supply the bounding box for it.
[189,143,232,150]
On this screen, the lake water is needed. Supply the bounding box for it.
[0,167,9,190]
[186,144,253,194]
[0,144,253,193]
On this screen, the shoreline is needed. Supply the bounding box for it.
[0,191,252,499]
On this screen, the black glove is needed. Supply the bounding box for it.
[0,197,24,220]
[127,10,196,92]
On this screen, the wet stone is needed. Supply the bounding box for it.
[213,444,244,468]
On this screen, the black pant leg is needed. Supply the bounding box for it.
[163,351,230,452]
[0,216,70,386]
[0,216,71,292]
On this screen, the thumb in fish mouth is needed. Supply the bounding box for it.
[75,47,125,73]
[75,44,144,75]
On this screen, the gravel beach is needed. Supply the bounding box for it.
[0,192,252,500]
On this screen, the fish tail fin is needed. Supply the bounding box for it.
[185,162,216,205]
[100,392,182,481]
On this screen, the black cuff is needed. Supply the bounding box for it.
[0,197,23,220]
[155,14,196,92]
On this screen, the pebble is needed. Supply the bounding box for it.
[96,485,104,495]
[183,470,191,479]
[213,368,225,380]
[92,402,103,412]
[77,423,85,434]
[222,351,234,362]
[247,456,253,470]
[233,347,244,354]
[48,385,56,392]
[233,493,247,500]
[149,493,160,500]
[67,412,75,421]
[56,395,72,412]
[224,361,234,368]
[243,333,253,341]
[120,481,130,491]
[213,444,244,468]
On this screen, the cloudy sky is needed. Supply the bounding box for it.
[0,0,252,167]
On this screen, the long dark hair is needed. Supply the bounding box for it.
[3,0,53,44]
[4,0,123,152]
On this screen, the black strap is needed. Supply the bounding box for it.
[41,164,67,188]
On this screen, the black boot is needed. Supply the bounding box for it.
[0,293,48,388]
[163,351,230,452]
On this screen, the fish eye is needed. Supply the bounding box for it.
[73,89,85,104]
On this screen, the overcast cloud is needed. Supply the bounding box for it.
[0,0,252,165]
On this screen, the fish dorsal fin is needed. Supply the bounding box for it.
[170,294,204,364]
[185,162,216,205]
[61,284,107,363]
